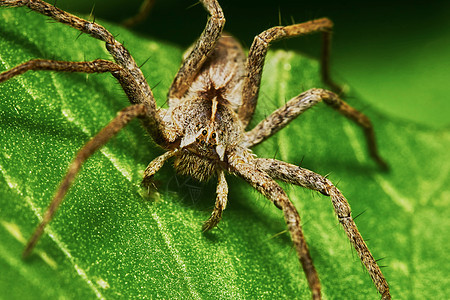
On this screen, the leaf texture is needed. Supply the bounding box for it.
[0,7,449,300]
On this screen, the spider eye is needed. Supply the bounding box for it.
[211,132,216,139]
[202,129,207,135]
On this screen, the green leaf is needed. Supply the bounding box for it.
[1,6,449,300]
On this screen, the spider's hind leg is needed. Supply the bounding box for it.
[229,155,321,300]
[255,158,391,299]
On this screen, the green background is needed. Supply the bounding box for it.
[0,1,449,299]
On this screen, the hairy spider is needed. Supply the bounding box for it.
[0,0,390,299]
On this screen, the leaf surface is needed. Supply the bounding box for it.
[0,7,449,300]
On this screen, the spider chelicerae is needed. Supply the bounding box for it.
[0,0,390,299]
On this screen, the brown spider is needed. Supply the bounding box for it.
[0,0,390,299]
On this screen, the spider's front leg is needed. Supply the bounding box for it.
[22,104,149,258]
[0,59,142,105]
[142,154,228,231]
[202,170,228,231]
[0,0,175,256]
[122,0,155,28]
[239,18,334,126]
[229,154,321,300]
[255,158,391,299]
[0,0,165,142]
[168,0,225,99]
[0,49,156,258]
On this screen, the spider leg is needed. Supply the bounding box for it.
[202,169,228,231]
[0,0,165,143]
[0,59,122,82]
[238,18,334,127]
[122,0,155,28]
[141,149,179,187]
[168,0,225,99]
[0,59,147,108]
[22,104,148,258]
[320,29,342,93]
[244,88,387,169]
[255,158,391,300]
[242,88,325,148]
[229,154,321,299]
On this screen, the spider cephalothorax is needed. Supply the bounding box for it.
[0,0,390,299]
[164,36,245,181]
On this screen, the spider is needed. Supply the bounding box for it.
[0,0,390,299]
